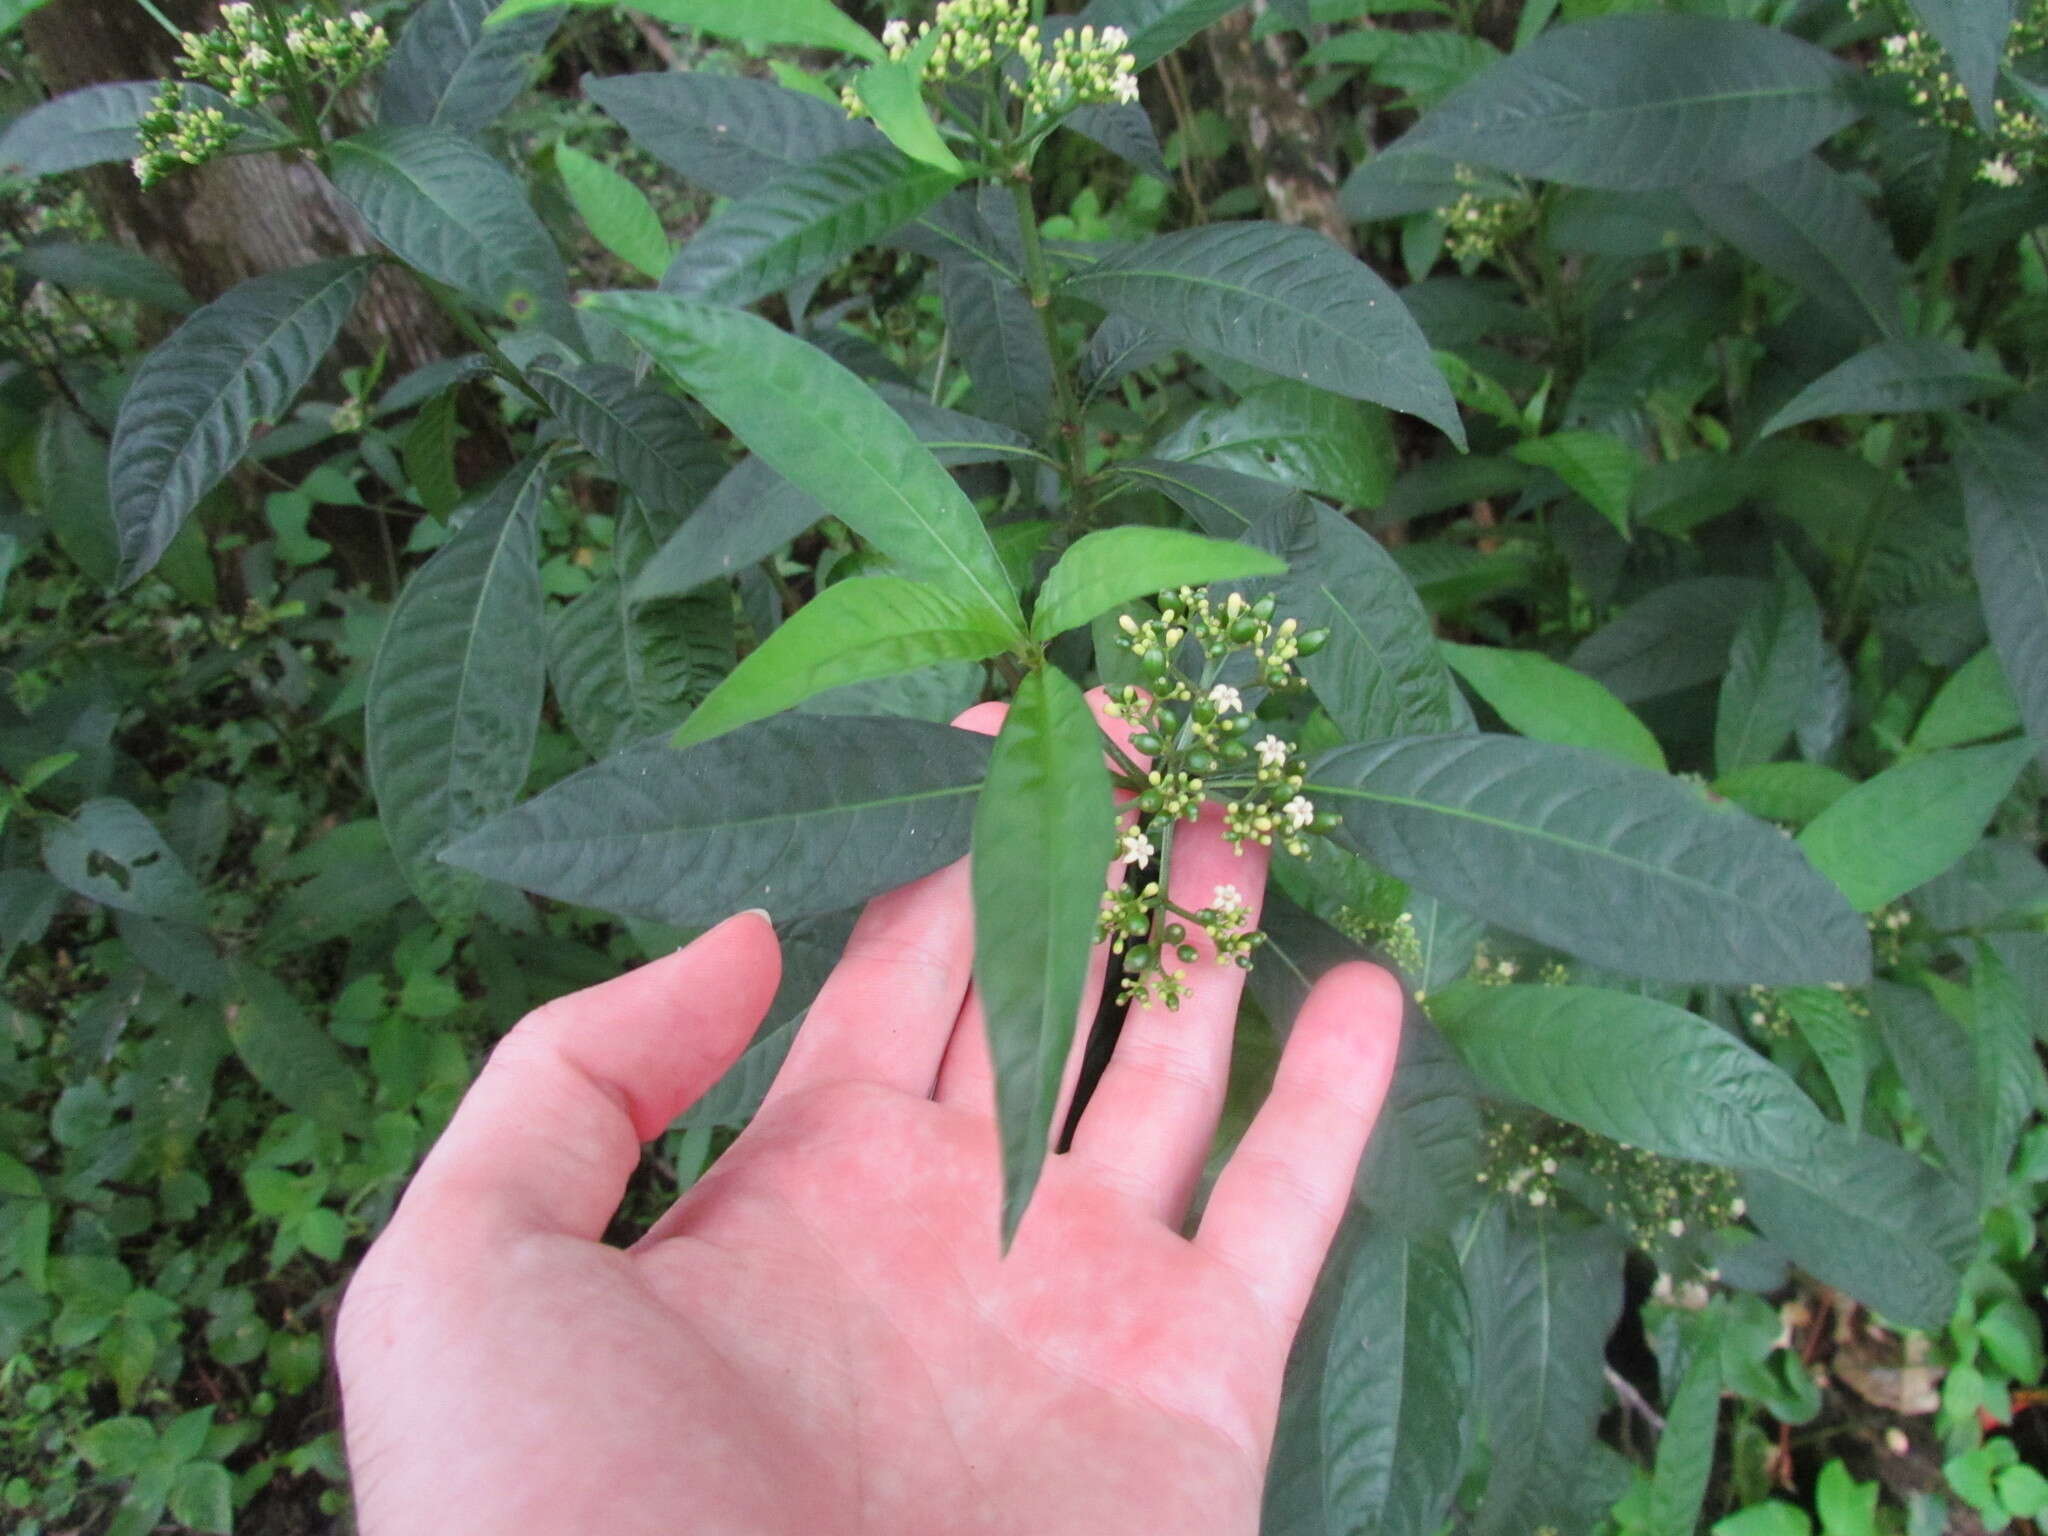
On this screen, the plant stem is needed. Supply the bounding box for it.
[1919,134,1975,333]
[249,0,328,157]
[412,273,554,413]
[1008,173,1095,535]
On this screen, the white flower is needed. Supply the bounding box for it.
[1118,826,1155,868]
[1666,1218,1687,1238]
[1254,734,1289,769]
[1211,883,1243,910]
[882,18,910,50]
[1282,795,1315,831]
[1981,155,2020,187]
[1207,683,1242,715]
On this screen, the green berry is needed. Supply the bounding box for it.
[1186,750,1217,775]
[1164,924,1186,945]
[1177,944,1200,964]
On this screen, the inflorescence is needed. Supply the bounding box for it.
[1850,0,2047,185]
[1093,587,1332,1010]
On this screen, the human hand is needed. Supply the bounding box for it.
[335,698,1404,1536]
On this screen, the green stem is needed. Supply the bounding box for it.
[1919,134,1975,333]
[1833,426,1912,644]
[1008,173,1094,534]
[413,273,553,413]
[249,0,328,157]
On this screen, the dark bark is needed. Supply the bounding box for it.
[1201,4,1350,249]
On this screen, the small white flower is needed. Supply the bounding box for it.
[1254,734,1289,769]
[1667,1218,1687,1238]
[1207,683,1242,715]
[1118,827,1155,868]
[882,18,910,49]
[1282,795,1315,831]
[1981,155,2020,187]
[1210,883,1243,912]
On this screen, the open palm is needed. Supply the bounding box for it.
[336,704,1403,1536]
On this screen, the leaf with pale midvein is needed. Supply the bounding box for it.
[676,577,1016,747]
[490,0,882,57]
[443,715,992,928]
[1062,223,1464,446]
[1429,983,1831,1168]
[1760,338,2015,437]
[1078,0,1251,66]
[1714,546,1823,777]
[1388,14,1856,190]
[1031,527,1284,641]
[972,667,1114,1247]
[584,70,874,197]
[557,140,670,279]
[1647,1343,1724,1536]
[1956,419,2048,769]
[380,0,562,134]
[525,360,724,527]
[366,456,550,921]
[1440,642,1664,770]
[1157,384,1397,510]
[582,290,1023,635]
[1306,733,1870,984]
[108,259,372,585]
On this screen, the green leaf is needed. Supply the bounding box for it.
[0,81,283,179]
[442,715,992,927]
[225,963,368,1131]
[1715,548,1824,777]
[1709,762,1855,826]
[1431,983,1829,1168]
[1511,430,1637,538]
[1062,223,1465,446]
[1307,734,1872,985]
[167,1461,234,1535]
[0,241,193,313]
[1648,1345,1723,1536]
[556,140,670,280]
[41,799,206,924]
[1440,642,1664,770]
[494,0,883,59]
[1321,1229,1474,1536]
[677,577,1017,747]
[106,259,371,586]
[1118,456,1322,537]
[1715,1502,1813,1536]
[1250,499,1469,740]
[1776,985,1874,1132]
[0,0,54,39]
[1868,981,1977,1184]
[1740,1130,1974,1329]
[1760,339,2015,438]
[1389,14,1856,190]
[1031,527,1284,641]
[1078,0,1250,67]
[663,143,958,305]
[1911,646,2021,754]
[548,578,731,757]
[329,126,574,340]
[583,71,872,198]
[37,403,118,586]
[1956,420,2048,769]
[1686,156,1906,340]
[942,250,1054,436]
[1156,383,1397,510]
[1967,945,2041,1196]
[1797,739,2033,911]
[525,360,724,532]
[366,456,550,921]
[582,291,1023,633]
[972,668,1113,1246]
[401,387,464,518]
[381,0,563,134]
[1570,576,1766,703]
[77,1416,156,1477]
[1904,0,2011,128]
[851,58,964,174]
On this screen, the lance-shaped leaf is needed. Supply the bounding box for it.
[1911,646,2021,753]
[1157,384,1397,510]
[663,144,958,307]
[0,81,285,179]
[1648,1344,1724,1536]
[1761,338,2015,437]
[443,715,992,927]
[1430,983,1831,1168]
[1440,643,1664,771]
[972,667,1114,1247]
[380,0,562,134]
[1306,733,1871,984]
[1062,223,1464,446]
[1715,547,1824,777]
[677,577,1018,747]
[1957,419,2048,768]
[329,126,575,341]
[1905,0,2012,129]
[1031,527,1284,641]
[1115,457,1320,537]
[583,291,1023,634]
[556,140,670,280]
[548,579,732,758]
[42,799,206,924]
[1320,1229,1475,1536]
[1511,430,1636,537]
[366,457,550,921]
[1078,0,1251,67]
[525,359,724,527]
[227,963,368,1131]
[492,0,882,59]
[108,259,372,586]
[943,254,1055,436]
[1798,738,2034,911]
[1569,576,1765,702]
[851,55,964,173]
[1,241,193,314]
[584,71,874,197]
[1388,14,1856,190]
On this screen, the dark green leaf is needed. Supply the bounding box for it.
[583,71,871,198]
[1062,223,1465,445]
[37,404,118,587]
[584,291,1023,633]
[1904,0,2011,128]
[526,360,725,529]
[548,577,731,757]
[41,799,205,924]
[107,259,371,585]
[0,869,63,970]
[1307,733,1872,985]
[1648,1346,1723,1536]
[0,81,283,179]
[629,457,828,603]
[114,912,228,1000]
[663,144,958,307]
[1157,383,1396,510]
[496,0,883,59]
[942,254,1055,437]
[1761,338,2015,437]
[1715,547,1824,776]
[1390,15,1856,190]
[1078,0,1251,67]
[1775,984,1874,1132]
[556,139,670,280]
[972,668,1113,1246]
[676,576,1017,747]
[1968,944,2041,1195]
[366,456,550,921]
[442,715,992,927]
[1797,738,2033,911]
[380,0,562,134]
[1031,527,1284,640]
[1063,102,1169,182]
[1569,576,1765,703]
[1687,155,1906,339]
[401,387,464,518]
[1342,150,1506,221]
[1441,642,1664,770]
[0,241,192,313]
[225,963,367,1131]
[1956,420,2048,768]
[1114,457,1320,537]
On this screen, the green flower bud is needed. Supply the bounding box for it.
[1186,750,1217,775]
[1163,924,1186,945]
[1252,594,1277,620]
[1140,649,1168,677]
[1137,788,1164,814]
[1126,944,1153,970]
[1228,617,1261,643]
[1296,627,1331,657]
[1130,732,1162,754]
[1177,944,1200,964]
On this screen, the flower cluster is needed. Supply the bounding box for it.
[1850,0,2047,184]
[176,3,388,108]
[133,84,245,190]
[842,0,1138,128]
[1092,586,1332,1009]
[1438,166,1533,267]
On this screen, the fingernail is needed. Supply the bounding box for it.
[736,907,772,925]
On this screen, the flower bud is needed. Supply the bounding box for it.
[1130,732,1162,754]
[1296,627,1331,657]
[1177,944,1200,964]
[1252,594,1277,620]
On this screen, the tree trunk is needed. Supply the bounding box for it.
[1201,4,1351,249]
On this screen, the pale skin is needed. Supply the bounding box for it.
[334,695,1405,1536]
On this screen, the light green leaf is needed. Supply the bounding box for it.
[972,667,1114,1246]
[1062,223,1465,445]
[1715,547,1824,777]
[381,0,563,134]
[492,0,883,59]
[167,1462,234,1535]
[1307,734,1871,985]
[1389,14,1856,190]
[0,0,54,38]
[557,139,670,279]
[108,260,372,585]
[1760,338,2015,437]
[1157,383,1397,510]
[366,456,550,921]
[582,290,1022,633]
[1797,739,2033,911]
[677,577,1017,747]
[1440,642,1664,770]
[1911,647,2021,754]
[1031,527,1284,641]
[1648,1345,1723,1536]
[442,716,993,927]
[1956,420,2048,769]
[1511,430,1637,538]
[852,58,964,174]
[1709,761,1855,826]
[41,799,206,924]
